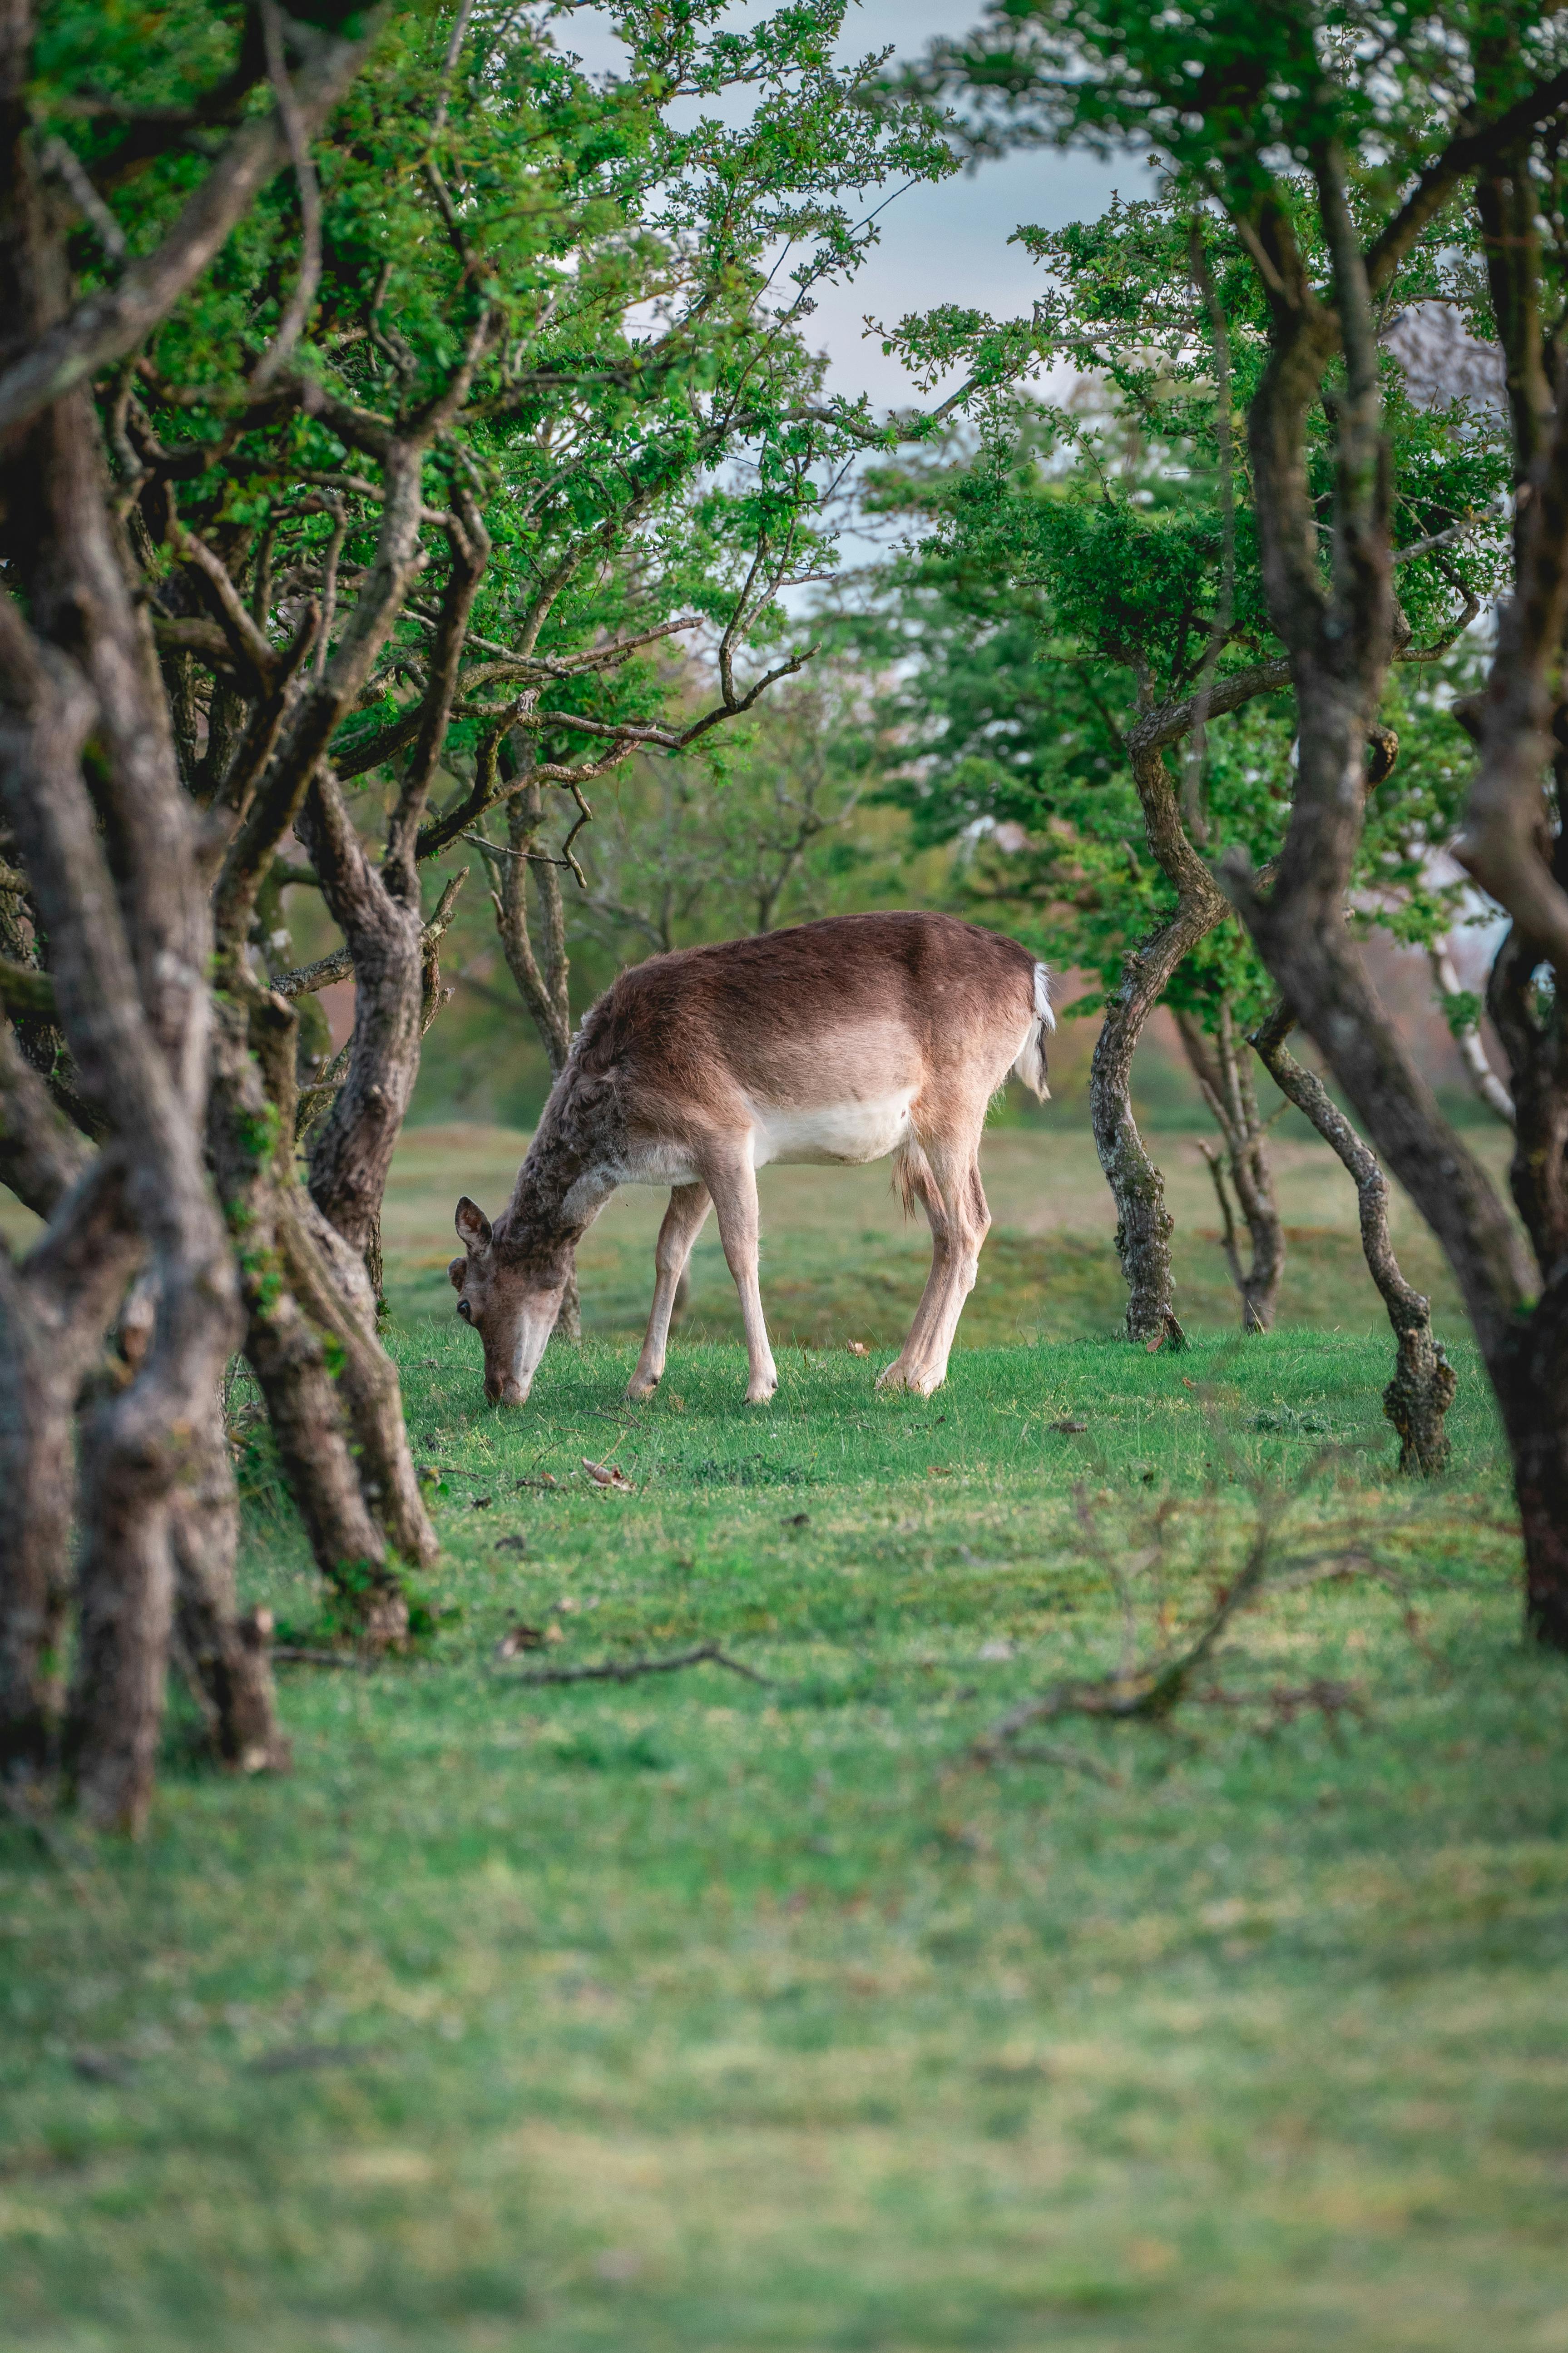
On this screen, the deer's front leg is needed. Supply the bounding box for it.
[627,1182,711,1399]
[702,1144,777,1404]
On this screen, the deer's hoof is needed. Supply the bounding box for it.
[878,1361,945,1397]
[744,1381,777,1406]
[625,1372,660,1401]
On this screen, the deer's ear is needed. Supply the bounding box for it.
[448,1255,467,1292]
[455,1197,492,1251]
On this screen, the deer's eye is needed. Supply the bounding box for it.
[457,1297,473,1322]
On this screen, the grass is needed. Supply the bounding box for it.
[4,1122,1566,2353]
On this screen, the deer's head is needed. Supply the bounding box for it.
[450,1196,569,1404]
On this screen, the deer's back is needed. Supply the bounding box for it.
[575,913,1036,1159]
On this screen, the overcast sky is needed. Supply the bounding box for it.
[562,0,1149,411]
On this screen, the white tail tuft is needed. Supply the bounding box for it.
[1011,962,1054,1100]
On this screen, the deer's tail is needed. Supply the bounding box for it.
[1010,961,1055,1102]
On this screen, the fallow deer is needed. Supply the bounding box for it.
[450,911,1053,1405]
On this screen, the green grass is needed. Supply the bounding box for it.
[3,1118,1564,2352]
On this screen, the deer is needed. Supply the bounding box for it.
[449,911,1053,1406]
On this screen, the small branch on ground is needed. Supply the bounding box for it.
[271,1646,380,1669]
[500,1640,773,1688]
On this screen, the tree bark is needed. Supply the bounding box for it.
[208,981,410,1640]
[1429,937,1514,1125]
[168,1390,288,1773]
[0,1159,135,1778]
[0,115,247,1821]
[1176,1003,1285,1331]
[1491,1268,1568,1648]
[299,496,489,1277]
[299,767,427,1268]
[1090,944,1192,1349]
[486,772,581,1341]
[1251,1005,1455,1471]
[1089,743,1233,1347]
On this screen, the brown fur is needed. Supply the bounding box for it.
[450,913,1050,1404]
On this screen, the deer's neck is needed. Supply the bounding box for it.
[505,1062,618,1254]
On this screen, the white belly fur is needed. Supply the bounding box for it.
[747,1090,915,1169]
[606,1091,918,1190]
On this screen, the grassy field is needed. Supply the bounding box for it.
[4,1121,1567,2353]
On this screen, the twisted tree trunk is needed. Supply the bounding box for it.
[1221,137,1568,1640]
[1176,1003,1285,1332]
[1090,743,1233,1347]
[1251,1005,1455,1471]
[208,979,411,1641]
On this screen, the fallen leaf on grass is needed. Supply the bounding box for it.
[470,1496,492,1509]
[927,1465,953,1477]
[846,1341,869,1357]
[495,1623,547,1658]
[781,1511,810,1528]
[1181,1376,1198,1391]
[1050,1418,1088,1435]
[583,1458,635,1492]
[516,1472,559,1491]
[493,1534,527,1556]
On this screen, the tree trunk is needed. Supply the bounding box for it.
[486,773,581,1339]
[282,1185,437,1575]
[1219,140,1568,1634]
[299,771,427,1270]
[64,1404,176,1832]
[1088,735,1239,1346]
[1429,938,1514,1125]
[1493,1271,1568,1647]
[1250,1006,1456,1471]
[208,981,410,1640]
[168,1391,287,1773]
[1176,1004,1285,1331]
[1090,963,1189,1347]
[0,1325,74,1778]
[0,1030,119,1778]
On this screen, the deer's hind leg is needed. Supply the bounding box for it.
[627,1181,712,1400]
[880,1117,992,1397]
[700,1140,778,1405]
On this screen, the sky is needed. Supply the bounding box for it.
[559,0,1150,412]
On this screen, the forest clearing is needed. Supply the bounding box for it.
[4,0,1568,2343]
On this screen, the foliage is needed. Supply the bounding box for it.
[562,657,897,959]
[844,184,1512,1038]
[36,0,953,909]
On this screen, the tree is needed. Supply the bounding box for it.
[853,181,1506,1345]
[920,0,1568,1641]
[0,0,952,1821]
[0,0,384,1828]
